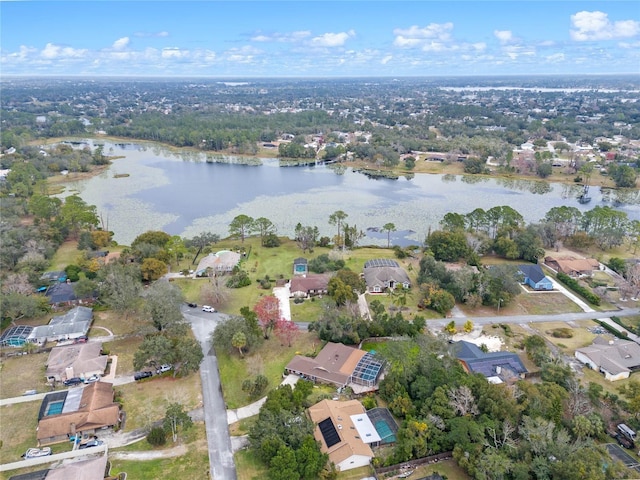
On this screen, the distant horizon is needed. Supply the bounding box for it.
[1,1,638,77]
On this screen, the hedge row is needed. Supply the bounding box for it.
[594,320,628,339]
[556,272,601,306]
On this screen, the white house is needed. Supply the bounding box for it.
[575,337,640,381]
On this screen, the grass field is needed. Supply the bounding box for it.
[217,331,320,409]
[109,423,209,480]
[49,240,82,270]
[235,448,268,480]
[102,336,143,375]
[0,402,41,465]
[116,372,202,431]
[0,351,50,399]
[529,320,599,352]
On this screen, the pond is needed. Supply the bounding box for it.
[58,140,640,247]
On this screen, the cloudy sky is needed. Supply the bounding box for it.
[1,1,638,77]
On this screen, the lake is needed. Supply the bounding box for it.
[59,140,640,247]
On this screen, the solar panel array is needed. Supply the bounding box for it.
[364,258,399,269]
[318,417,341,448]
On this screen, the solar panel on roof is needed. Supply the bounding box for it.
[318,417,341,448]
[364,258,400,269]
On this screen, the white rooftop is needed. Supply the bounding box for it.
[350,413,381,444]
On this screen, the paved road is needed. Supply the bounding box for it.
[427,307,640,333]
[182,306,236,480]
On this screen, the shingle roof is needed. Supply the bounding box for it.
[285,342,367,386]
[37,382,119,441]
[308,399,375,466]
[517,264,547,284]
[576,338,640,375]
[451,341,527,379]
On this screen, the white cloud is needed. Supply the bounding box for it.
[381,55,393,64]
[393,23,453,41]
[112,37,130,50]
[310,30,355,47]
[40,43,87,59]
[570,11,640,41]
[494,30,513,43]
[251,30,311,43]
[162,47,188,59]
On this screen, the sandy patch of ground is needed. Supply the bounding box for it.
[451,327,504,352]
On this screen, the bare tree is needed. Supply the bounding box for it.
[201,273,230,307]
[448,385,479,416]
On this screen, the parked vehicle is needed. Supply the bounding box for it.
[23,447,51,458]
[84,374,100,384]
[187,302,197,308]
[134,371,153,381]
[23,389,37,396]
[156,364,172,374]
[202,305,215,312]
[79,439,104,449]
[63,377,83,387]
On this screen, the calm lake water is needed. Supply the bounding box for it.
[59,140,640,247]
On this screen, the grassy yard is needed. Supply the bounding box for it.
[49,240,82,270]
[377,459,470,480]
[0,402,41,465]
[116,372,202,431]
[109,422,209,480]
[528,320,599,352]
[102,336,143,375]
[0,352,50,399]
[92,309,144,337]
[217,331,320,409]
[235,448,268,480]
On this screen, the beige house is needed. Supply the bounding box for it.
[289,273,333,298]
[37,382,121,445]
[544,256,601,277]
[362,259,410,293]
[575,337,640,381]
[308,399,380,471]
[285,342,383,392]
[46,342,108,383]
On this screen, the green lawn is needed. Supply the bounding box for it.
[217,331,320,409]
[0,402,41,465]
[235,448,268,480]
[49,240,82,270]
[109,423,209,480]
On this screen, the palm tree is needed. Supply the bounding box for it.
[382,222,396,248]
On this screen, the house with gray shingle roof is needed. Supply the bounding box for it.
[362,259,410,293]
[451,340,527,384]
[575,337,640,381]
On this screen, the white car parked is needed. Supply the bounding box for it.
[202,305,216,313]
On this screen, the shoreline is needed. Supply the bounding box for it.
[36,135,620,191]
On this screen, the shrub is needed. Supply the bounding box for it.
[361,395,377,410]
[551,328,574,338]
[556,272,601,306]
[226,270,251,288]
[147,426,167,446]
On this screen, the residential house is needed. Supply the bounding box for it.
[45,342,108,383]
[517,264,553,291]
[289,273,332,298]
[451,341,527,384]
[28,306,93,345]
[37,382,121,446]
[0,325,33,347]
[45,282,79,305]
[285,342,384,392]
[308,399,379,471]
[362,258,411,293]
[575,337,640,381]
[544,256,601,277]
[194,250,241,276]
[40,455,109,480]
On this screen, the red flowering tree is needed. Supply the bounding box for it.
[274,318,300,347]
[253,295,280,339]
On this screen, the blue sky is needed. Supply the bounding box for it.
[1,1,638,77]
